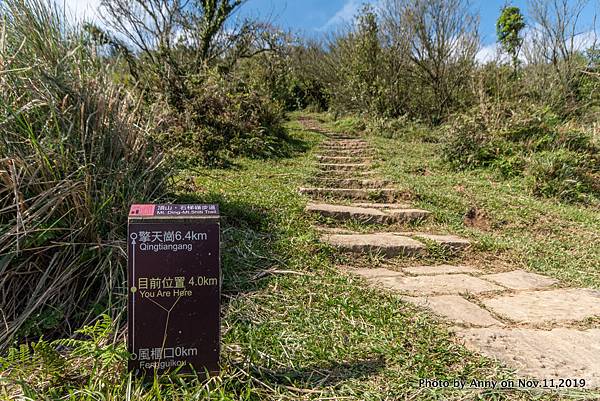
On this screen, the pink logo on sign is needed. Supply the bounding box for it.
[129,204,156,217]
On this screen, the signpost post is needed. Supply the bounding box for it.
[127,204,220,376]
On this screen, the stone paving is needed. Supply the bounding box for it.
[299,119,600,389]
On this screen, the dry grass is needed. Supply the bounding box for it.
[0,0,168,348]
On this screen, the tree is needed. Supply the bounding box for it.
[350,4,381,112]
[99,0,266,110]
[526,0,593,107]
[380,0,479,123]
[496,5,525,74]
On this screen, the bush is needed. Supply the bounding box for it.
[526,150,600,202]
[443,103,600,202]
[442,112,518,172]
[153,70,288,166]
[0,0,168,348]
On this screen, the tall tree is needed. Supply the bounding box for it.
[99,0,259,110]
[380,0,479,123]
[496,5,526,75]
[526,0,592,105]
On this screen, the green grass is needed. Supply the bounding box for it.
[3,115,596,400]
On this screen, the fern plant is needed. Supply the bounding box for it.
[1,315,126,397]
[53,314,128,381]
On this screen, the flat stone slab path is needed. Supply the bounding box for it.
[403,264,481,275]
[300,119,600,389]
[482,269,558,290]
[409,295,504,327]
[306,203,430,224]
[457,328,600,388]
[350,264,600,387]
[482,288,600,324]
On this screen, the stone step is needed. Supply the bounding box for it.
[321,145,372,151]
[321,141,367,145]
[306,203,430,224]
[325,135,361,139]
[319,149,372,157]
[318,163,370,172]
[352,202,409,209]
[323,233,426,257]
[309,178,390,189]
[323,138,368,143]
[313,172,376,181]
[323,139,367,143]
[412,233,471,250]
[316,156,370,163]
[299,187,405,201]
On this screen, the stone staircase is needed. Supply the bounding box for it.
[300,127,469,257]
[298,118,600,389]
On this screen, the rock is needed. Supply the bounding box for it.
[482,288,600,324]
[322,233,425,257]
[405,295,503,327]
[482,270,558,290]
[456,327,600,388]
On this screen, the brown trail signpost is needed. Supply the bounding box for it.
[127,204,220,376]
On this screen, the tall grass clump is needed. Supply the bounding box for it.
[0,0,168,349]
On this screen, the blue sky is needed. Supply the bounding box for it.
[233,0,599,61]
[65,0,599,61]
[236,0,597,43]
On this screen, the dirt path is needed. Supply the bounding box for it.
[300,119,600,390]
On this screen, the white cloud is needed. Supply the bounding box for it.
[319,0,362,31]
[58,0,102,23]
[476,42,501,64]
[572,30,599,51]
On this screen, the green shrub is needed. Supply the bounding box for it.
[443,103,600,201]
[526,150,600,202]
[442,112,517,171]
[0,0,168,348]
[153,70,288,166]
